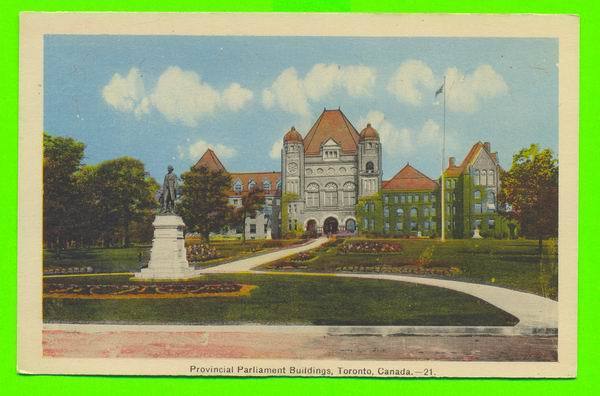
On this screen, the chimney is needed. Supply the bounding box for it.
[484,142,491,152]
[448,157,456,167]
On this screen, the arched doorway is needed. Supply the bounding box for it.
[345,218,356,233]
[306,219,317,237]
[323,217,339,235]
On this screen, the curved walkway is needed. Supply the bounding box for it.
[198,237,558,331]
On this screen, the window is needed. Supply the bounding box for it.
[384,222,390,232]
[324,183,338,206]
[488,170,495,186]
[410,221,417,231]
[473,219,481,230]
[414,195,419,203]
[370,219,375,230]
[383,195,388,204]
[233,179,242,193]
[447,192,451,201]
[396,222,403,231]
[410,208,418,218]
[394,195,399,204]
[306,183,319,208]
[481,170,487,186]
[423,207,429,217]
[424,194,429,203]
[401,195,406,203]
[248,179,256,191]
[276,179,282,191]
[474,203,482,213]
[396,208,404,216]
[366,161,375,173]
[474,170,480,185]
[384,207,389,217]
[431,194,436,202]
[446,179,451,188]
[249,224,256,234]
[488,219,495,229]
[263,179,271,192]
[363,218,369,230]
[408,195,413,203]
[431,207,436,216]
[424,221,430,230]
[474,190,481,200]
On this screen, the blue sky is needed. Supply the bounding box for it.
[44,35,558,181]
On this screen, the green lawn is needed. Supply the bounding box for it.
[258,238,558,300]
[43,238,305,273]
[43,274,518,326]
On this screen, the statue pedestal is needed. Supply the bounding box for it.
[472,228,483,239]
[135,214,198,280]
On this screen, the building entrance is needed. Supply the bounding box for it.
[323,217,339,235]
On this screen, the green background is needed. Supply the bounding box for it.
[1,0,597,394]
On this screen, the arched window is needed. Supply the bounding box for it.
[343,182,356,206]
[248,179,256,191]
[410,208,418,218]
[276,179,282,191]
[396,208,404,216]
[488,170,495,185]
[366,161,375,173]
[481,170,487,186]
[423,207,430,217]
[474,190,481,200]
[263,179,272,192]
[305,183,319,208]
[324,182,338,207]
[473,169,480,185]
[233,179,242,193]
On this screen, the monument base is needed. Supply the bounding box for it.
[135,214,200,280]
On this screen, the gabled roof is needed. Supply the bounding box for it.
[194,149,226,172]
[444,141,497,177]
[228,171,281,197]
[383,164,438,191]
[303,109,361,155]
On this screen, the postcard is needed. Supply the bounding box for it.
[18,12,578,377]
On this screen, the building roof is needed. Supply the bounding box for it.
[359,123,379,141]
[283,126,303,143]
[227,171,281,196]
[382,163,438,191]
[193,149,226,172]
[444,141,496,177]
[303,109,361,155]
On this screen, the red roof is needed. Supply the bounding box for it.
[444,141,492,177]
[227,171,281,197]
[193,149,226,172]
[382,164,438,191]
[303,109,360,155]
[359,123,379,141]
[283,126,303,143]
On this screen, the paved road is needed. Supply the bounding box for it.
[200,237,558,331]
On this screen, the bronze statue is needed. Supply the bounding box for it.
[161,165,178,213]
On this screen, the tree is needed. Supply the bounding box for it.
[93,157,158,247]
[499,144,558,251]
[43,133,85,256]
[231,187,266,244]
[178,165,232,240]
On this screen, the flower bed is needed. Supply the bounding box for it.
[290,251,314,262]
[264,262,309,270]
[335,265,460,276]
[43,281,257,299]
[44,266,94,275]
[338,240,403,254]
[186,243,221,262]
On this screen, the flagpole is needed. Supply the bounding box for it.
[441,75,446,242]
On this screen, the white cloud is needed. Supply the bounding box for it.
[445,64,508,112]
[102,66,254,126]
[269,140,283,159]
[387,60,436,106]
[359,111,446,156]
[180,138,237,161]
[387,60,508,112]
[359,110,414,155]
[102,67,149,117]
[222,83,254,112]
[262,63,376,115]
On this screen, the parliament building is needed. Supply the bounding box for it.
[195,108,511,240]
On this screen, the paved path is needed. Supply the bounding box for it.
[199,237,558,331]
[199,237,329,273]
